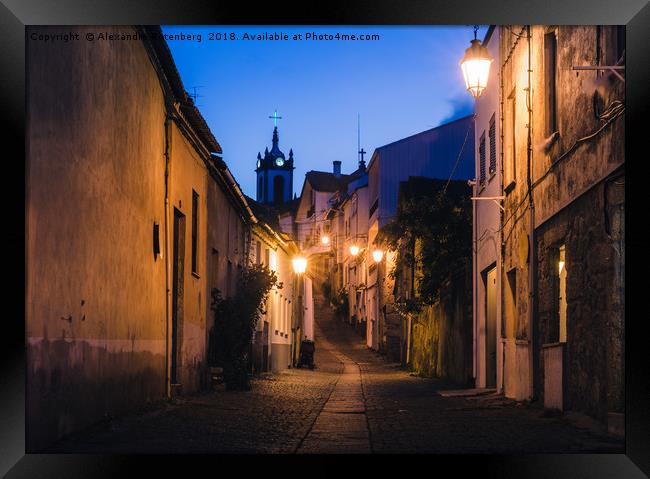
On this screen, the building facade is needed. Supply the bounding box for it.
[25,26,280,450]
[247,200,301,372]
[472,26,503,392]
[496,25,624,433]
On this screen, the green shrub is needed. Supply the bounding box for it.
[209,263,281,390]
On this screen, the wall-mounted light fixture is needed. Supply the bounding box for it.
[460,25,493,99]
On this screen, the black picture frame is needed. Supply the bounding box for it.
[2,0,647,476]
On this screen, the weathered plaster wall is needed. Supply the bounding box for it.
[408,266,473,386]
[205,174,248,371]
[501,25,624,413]
[168,124,209,393]
[26,26,167,450]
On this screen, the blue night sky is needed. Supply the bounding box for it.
[162,25,486,198]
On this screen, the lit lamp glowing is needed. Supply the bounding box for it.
[349,245,360,256]
[292,256,307,274]
[321,235,330,245]
[372,249,384,263]
[460,27,493,100]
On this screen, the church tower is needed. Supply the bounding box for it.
[256,110,294,206]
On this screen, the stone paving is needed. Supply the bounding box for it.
[47,297,625,454]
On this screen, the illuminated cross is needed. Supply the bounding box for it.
[269,109,283,127]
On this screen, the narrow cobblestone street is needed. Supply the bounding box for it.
[48,297,624,454]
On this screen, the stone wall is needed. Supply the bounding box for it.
[535,173,625,421]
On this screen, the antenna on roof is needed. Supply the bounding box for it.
[188,86,205,107]
[358,113,366,170]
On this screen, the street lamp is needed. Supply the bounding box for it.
[460,26,493,100]
[349,245,360,256]
[321,235,330,245]
[372,249,384,263]
[292,256,307,274]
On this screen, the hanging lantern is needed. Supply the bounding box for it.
[460,27,493,99]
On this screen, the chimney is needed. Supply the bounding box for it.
[333,160,342,177]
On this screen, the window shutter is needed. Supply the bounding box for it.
[479,132,486,185]
[489,114,496,175]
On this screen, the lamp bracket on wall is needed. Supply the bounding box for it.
[471,196,505,211]
[572,65,625,83]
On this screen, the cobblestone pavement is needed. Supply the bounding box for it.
[48,300,624,454]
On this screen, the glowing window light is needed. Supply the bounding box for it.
[269,250,278,272]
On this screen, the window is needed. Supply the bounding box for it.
[478,132,485,185]
[550,244,567,343]
[505,268,517,338]
[269,250,277,272]
[152,222,160,260]
[191,190,199,275]
[544,30,558,135]
[211,248,220,291]
[273,175,285,204]
[256,241,262,265]
[506,88,517,189]
[615,25,625,63]
[227,260,233,297]
[558,245,567,343]
[488,114,496,176]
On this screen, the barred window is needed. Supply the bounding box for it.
[489,114,496,175]
[479,132,486,185]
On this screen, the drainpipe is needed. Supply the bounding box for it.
[163,114,172,399]
[498,27,506,395]
[472,171,478,385]
[525,25,537,399]
[471,97,479,386]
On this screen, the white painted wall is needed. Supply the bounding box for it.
[473,26,503,391]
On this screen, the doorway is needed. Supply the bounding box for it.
[171,208,186,386]
[486,266,497,388]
